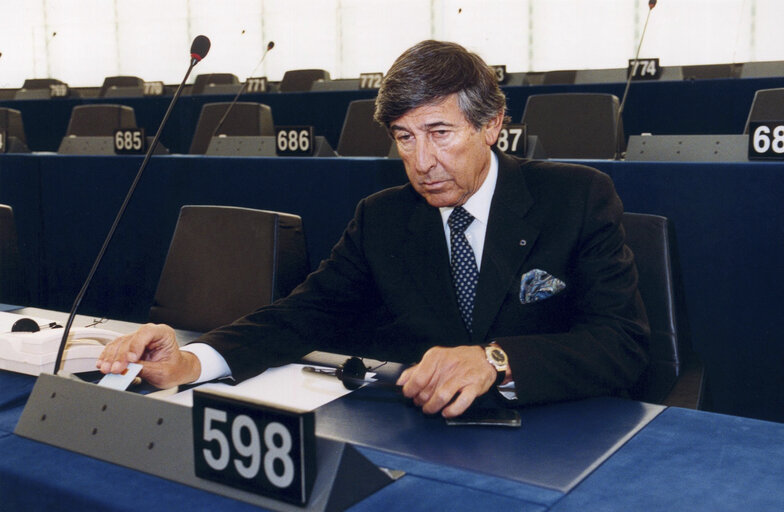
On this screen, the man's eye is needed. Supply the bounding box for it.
[396,134,412,143]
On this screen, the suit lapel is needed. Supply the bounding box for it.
[402,197,468,341]
[471,153,540,342]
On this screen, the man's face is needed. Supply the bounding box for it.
[390,94,503,208]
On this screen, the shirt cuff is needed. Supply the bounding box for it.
[180,343,232,384]
[498,380,518,401]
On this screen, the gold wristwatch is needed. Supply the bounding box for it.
[484,343,508,386]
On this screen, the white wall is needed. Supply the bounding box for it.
[0,0,779,88]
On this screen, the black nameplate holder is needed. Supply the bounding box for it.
[627,58,661,80]
[748,121,784,160]
[495,124,527,157]
[246,77,269,93]
[492,65,508,84]
[275,126,315,156]
[358,72,383,89]
[114,129,146,154]
[193,390,316,505]
[49,83,69,98]
[15,373,400,512]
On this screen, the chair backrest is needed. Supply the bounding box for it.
[336,99,392,157]
[0,204,29,305]
[191,73,240,95]
[744,88,784,134]
[521,93,622,159]
[542,69,577,85]
[188,102,275,154]
[149,206,310,332]
[99,75,144,97]
[0,108,28,146]
[740,60,784,79]
[574,68,626,84]
[279,69,330,92]
[15,78,70,100]
[64,104,137,136]
[622,212,687,403]
[682,63,739,80]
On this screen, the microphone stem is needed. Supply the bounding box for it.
[210,45,273,140]
[615,5,654,160]
[53,59,198,375]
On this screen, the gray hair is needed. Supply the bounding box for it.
[374,40,507,129]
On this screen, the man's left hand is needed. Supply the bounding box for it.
[396,345,496,417]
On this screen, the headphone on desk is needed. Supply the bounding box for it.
[10,318,63,333]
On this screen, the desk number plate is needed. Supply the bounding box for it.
[495,124,527,156]
[193,390,316,505]
[748,121,784,160]
[275,126,314,156]
[359,72,383,89]
[114,129,146,154]
[627,58,661,80]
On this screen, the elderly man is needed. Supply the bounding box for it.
[98,40,649,418]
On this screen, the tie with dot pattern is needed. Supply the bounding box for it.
[448,206,479,332]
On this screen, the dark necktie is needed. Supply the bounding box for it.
[448,206,479,332]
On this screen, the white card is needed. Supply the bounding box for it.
[97,362,143,390]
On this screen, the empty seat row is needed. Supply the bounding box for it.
[6,88,784,160]
[0,98,392,157]
[15,58,784,101]
[11,69,333,100]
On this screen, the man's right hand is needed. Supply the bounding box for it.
[96,323,201,389]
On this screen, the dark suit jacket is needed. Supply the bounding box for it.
[197,151,650,405]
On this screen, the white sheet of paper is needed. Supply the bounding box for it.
[157,363,357,411]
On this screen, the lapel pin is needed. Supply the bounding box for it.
[519,239,527,246]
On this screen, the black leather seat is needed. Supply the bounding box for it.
[279,69,330,92]
[521,93,623,159]
[63,104,138,136]
[99,76,145,98]
[149,206,310,332]
[188,102,275,154]
[744,88,784,134]
[191,73,240,95]
[337,99,392,157]
[623,212,704,407]
[0,204,29,305]
[15,78,74,100]
[682,63,739,80]
[0,108,30,152]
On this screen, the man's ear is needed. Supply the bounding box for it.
[483,111,505,146]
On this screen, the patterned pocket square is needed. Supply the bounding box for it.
[519,269,566,304]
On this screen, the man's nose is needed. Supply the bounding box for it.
[414,139,436,173]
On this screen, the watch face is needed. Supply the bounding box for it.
[489,348,506,365]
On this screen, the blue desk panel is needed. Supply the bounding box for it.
[549,407,784,511]
[316,389,662,496]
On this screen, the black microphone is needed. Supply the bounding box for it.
[210,40,276,141]
[52,35,211,375]
[302,357,402,391]
[614,0,657,160]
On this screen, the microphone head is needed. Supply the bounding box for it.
[649,0,657,8]
[267,41,275,51]
[190,35,211,62]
